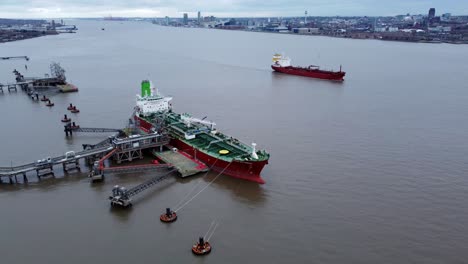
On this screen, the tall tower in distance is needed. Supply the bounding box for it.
[183,13,188,25]
[198,11,201,25]
[304,10,308,24]
[428,8,436,19]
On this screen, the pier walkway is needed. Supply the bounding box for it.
[0,145,114,183]
[0,133,170,184]
[64,124,123,136]
[109,169,177,207]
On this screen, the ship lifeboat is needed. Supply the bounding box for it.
[40,95,49,102]
[67,103,74,110]
[192,237,211,255]
[61,114,71,123]
[45,100,54,107]
[70,106,80,113]
[160,208,177,223]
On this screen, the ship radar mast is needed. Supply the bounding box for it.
[150,80,157,96]
[251,143,259,159]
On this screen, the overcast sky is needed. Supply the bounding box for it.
[0,0,466,19]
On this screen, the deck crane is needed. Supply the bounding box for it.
[181,115,216,130]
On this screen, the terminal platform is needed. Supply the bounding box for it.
[153,149,208,177]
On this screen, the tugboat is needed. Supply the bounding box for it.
[271,54,346,81]
[133,80,270,184]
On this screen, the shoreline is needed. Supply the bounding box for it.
[154,24,468,45]
[0,29,59,44]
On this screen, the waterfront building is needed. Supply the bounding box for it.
[441,13,451,22]
[428,8,436,19]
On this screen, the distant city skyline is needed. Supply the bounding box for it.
[0,0,467,19]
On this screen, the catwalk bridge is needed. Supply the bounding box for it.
[0,132,169,184]
[109,169,177,207]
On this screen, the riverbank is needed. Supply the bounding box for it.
[0,29,58,43]
[212,27,468,45]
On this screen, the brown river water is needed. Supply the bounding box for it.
[0,20,468,264]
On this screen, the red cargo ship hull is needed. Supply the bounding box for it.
[171,139,268,184]
[135,115,268,184]
[272,65,345,81]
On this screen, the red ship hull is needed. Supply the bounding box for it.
[170,138,268,184]
[135,115,268,184]
[272,65,345,81]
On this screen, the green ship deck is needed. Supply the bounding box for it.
[141,111,270,162]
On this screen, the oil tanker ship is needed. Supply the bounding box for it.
[134,80,270,184]
[271,54,346,81]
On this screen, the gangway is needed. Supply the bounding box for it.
[109,169,176,207]
[64,123,123,136]
[104,164,172,174]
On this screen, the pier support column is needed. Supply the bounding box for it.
[9,177,13,184]
[23,173,28,183]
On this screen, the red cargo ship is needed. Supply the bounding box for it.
[271,54,345,81]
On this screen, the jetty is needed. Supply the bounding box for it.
[0,132,169,184]
[109,170,176,207]
[0,83,18,93]
[1,56,29,61]
[153,149,209,177]
[10,62,78,95]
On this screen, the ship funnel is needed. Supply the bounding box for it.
[251,143,259,159]
[141,80,151,97]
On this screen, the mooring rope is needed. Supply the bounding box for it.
[206,222,219,242]
[174,162,231,212]
[172,159,218,209]
[172,180,203,209]
[204,220,216,239]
